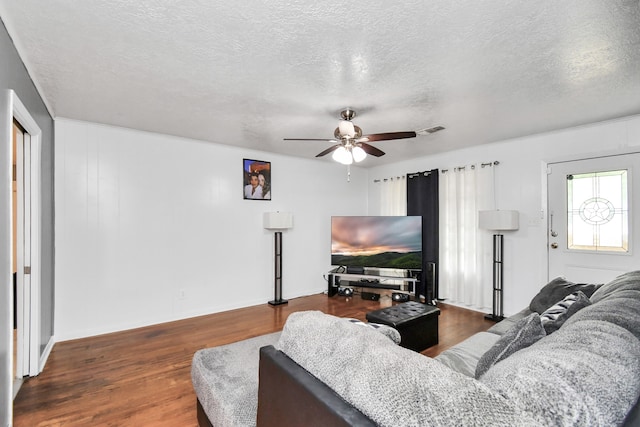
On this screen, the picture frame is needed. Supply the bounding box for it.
[243,158,271,200]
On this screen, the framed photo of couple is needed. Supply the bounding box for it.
[243,158,271,200]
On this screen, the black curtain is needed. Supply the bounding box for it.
[407,169,439,304]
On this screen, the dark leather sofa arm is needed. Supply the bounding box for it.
[624,395,640,426]
[256,345,377,427]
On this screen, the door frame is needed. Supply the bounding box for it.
[8,91,42,396]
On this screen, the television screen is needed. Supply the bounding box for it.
[331,216,423,270]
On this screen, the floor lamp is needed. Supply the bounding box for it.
[264,212,293,306]
[478,210,519,322]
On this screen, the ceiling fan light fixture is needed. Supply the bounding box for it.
[332,146,353,165]
[338,120,356,138]
[284,108,422,162]
[352,146,367,162]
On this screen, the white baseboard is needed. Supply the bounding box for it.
[12,377,23,399]
[38,335,55,375]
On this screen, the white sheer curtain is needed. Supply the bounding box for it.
[378,176,407,216]
[438,165,495,310]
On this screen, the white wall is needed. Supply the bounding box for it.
[55,114,640,339]
[55,119,368,341]
[368,114,640,316]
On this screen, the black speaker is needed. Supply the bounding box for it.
[426,262,436,302]
[338,287,353,296]
[346,266,365,274]
[328,274,342,297]
[392,292,410,302]
[361,291,380,301]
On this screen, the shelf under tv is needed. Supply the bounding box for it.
[340,280,402,290]
[328,272,418,295]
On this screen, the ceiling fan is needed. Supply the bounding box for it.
[284,108,444,164]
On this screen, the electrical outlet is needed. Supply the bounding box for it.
[179,289,186,300]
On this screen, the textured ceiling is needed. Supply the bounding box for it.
[1,0,639,166]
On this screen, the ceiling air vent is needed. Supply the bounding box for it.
[417,126,445,135]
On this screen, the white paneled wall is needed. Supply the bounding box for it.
[55,119,368,340]
[368,114,640,316]
[55,114,640,339]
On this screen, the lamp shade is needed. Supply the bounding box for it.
[263,212,293,230]
[478,210,519,231]
[352,146,367,162]
[332,146,353,165]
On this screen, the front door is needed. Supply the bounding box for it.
[547,153,640,283]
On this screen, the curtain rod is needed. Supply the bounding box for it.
[374,161,500,180]
[481,161,500,168]
[373,175,406,183]
[407,170,432,178]
[441,160,499,173]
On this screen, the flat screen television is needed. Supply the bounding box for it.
[331,216,423,270]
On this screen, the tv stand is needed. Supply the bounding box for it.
[327,272,418,297]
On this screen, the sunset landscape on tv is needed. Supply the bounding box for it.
[331,216,422,270]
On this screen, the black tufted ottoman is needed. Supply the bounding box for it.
[366,301,440,351]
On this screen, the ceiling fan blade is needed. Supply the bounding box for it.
[283,138,338,142]
[315,144,342,157]
[359,142,385,157]
[358,131,417,142]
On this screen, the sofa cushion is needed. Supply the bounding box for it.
[480,320,640,426]
[590,270,640,304]
[540,291,591,334]
[565,271,640,341]
[485,307,533,336]
[191,332,281,427]
[344,318,401,344]
[276,311,539,427]
[565,291,640,341]
[529,276,599,314]
[475,313,546,379]
[435,332,501,377]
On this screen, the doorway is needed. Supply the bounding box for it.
[12,120,19,395]
[7,91,43,401]
[547,153,640,283]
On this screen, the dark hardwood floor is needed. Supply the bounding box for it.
[13,293,492,426]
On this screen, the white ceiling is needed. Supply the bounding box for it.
[1,1,639,166]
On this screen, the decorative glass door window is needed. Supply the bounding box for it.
[567,169,628,252]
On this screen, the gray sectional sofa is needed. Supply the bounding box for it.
[192,271,640,426]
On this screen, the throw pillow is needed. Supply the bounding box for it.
[475,313,546,379]
[529,277,599,314]
[540,291,591,334]
[344,318,401,344]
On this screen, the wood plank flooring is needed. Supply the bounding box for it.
[13,293,492,426]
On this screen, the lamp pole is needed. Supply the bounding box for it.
[269,231,287,305]
[486,234,504,321]
[263,212,293,306]
[478,210,519,323]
